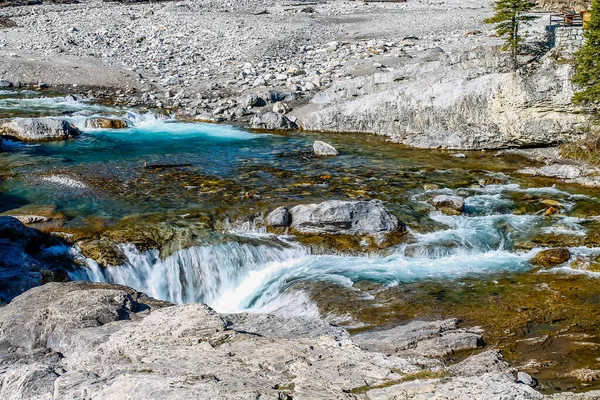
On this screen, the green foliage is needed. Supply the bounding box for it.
[484,0,539,69]
[573,0,600,109]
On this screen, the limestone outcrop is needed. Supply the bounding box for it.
[0,118,81,141]
[294,54,589,150]
[0,282,546,400]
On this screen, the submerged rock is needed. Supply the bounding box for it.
[85,117,129,129]
[423,183,440,191]
[289,199,403,236]
[313,140,338,156]
[533,248,571,267]
[250,112,297,130]
[0,118,81,141]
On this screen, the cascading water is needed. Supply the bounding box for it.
[71,184,593,316]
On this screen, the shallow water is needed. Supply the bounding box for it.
[3,90,600,393]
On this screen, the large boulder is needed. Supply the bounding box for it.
[294,53,588,150]
[352,319,484,358]
[0,118,81,141]
[289,200,403,236]
[250,112,297,130]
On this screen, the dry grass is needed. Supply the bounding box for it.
[348,369,450,394]
[560,131,600,166]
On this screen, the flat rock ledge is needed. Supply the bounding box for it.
[0,117,81,141]
[0,282,547,400]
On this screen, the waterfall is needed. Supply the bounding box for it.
[73,240,308,310]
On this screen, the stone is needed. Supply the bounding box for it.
[295,57,588,150]
[533,248,571,267]
[273,102,291,114]
[11,215,50,224]
[430,195,465,213]
[267,90,293,103]
[0,118,80,141]
[289,200,402,236]
[423,184,440,191]
[517,371,538,387]
[85,118,129,129]
[240,93,265,108]
[266,206,291,228]
[0,216,74,303]
[250,112,297,130]
[353,319,483,357]
[540,199,561,207]
[313,140,338,156]
[0,80,14,88]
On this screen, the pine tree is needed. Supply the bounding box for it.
[573,0,600,109]
[484,0,539,70]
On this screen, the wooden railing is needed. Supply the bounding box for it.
[549,10,584,27]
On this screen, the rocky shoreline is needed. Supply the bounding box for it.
[0,0,595,149]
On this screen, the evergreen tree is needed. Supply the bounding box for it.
[484,0,539,70]
[573,0,600,109]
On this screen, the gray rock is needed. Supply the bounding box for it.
[352,318,483,358]
[0,216,74,303]
[0,80,14,88]
[517,371,538,387]
[273,101,291,114]
[0,281,170,350]
[250,112,297,130]
[412,331,484,357]
[0,118,81,141]
[517,163,585,179]
[313,140,338,156]
[267,90,293,103]
[224,313,349,341]
[240,93,265,108]
[289,199,402,236]
[266,206,291,227]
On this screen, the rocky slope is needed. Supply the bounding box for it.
[293,52,589,149]
[0,281,555,399]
